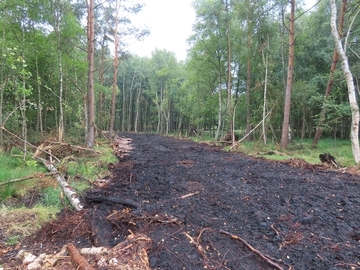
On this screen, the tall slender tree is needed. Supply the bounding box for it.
[330,0,360,163]
[86,0,95,148]
[280,0,295,149]
[312,0,347,147]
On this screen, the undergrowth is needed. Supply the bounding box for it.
[0,139,116,246]
[235,137,354,167]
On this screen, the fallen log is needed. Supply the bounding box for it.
[39,158,83,211]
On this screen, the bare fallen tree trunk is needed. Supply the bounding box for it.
[40,158,83,211]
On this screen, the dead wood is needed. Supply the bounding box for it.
[16,245,68,269]
[1,126,60,162]
[220,229,286,270]
[183,232,208,261]
[319,153,338,167]
[40,158,83,211]
[67,243,95,270]
[85,195,140,208]
[34,141,100,160]
[0,172,57,186]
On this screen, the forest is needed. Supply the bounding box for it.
[0,0,360,161]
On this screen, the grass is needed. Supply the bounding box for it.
[177,132,355,166]
[235,137,355,167]
[0,204,59,245]
[0,140,117,246]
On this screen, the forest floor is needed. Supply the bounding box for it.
[1,133,360,270]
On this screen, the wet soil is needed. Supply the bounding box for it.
[2,133,360,269]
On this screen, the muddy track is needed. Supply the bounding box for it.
[3,133,360,269]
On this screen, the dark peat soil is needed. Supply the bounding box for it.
[2,133,360,270]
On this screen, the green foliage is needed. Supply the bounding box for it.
[0,184,16,200]
[25,159,38,168]
[236,137,354,167]
[40,187,62,207]
[0,154,45,200]
[6,235,20,245]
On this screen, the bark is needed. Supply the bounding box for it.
[127,73,136,132]
[226,0,234,146]
[245,17,252,141]
[280,0,295,149]
[99,36,106,130]
[67,243,95,270]
[35,57,43,135]
[134,81,142,132]
[262,37,269,145]
[86,0,95,148]
[122,72,126,132]
[109,1,120,139]
[214,57,223,142]
[0,28,4,146]
[41,159,84,211]
[313,0,346,147]
[330,0,360,164]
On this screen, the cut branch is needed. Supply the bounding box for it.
[0,172,57,186]
[67,243,95,270]
[220,229,286,270]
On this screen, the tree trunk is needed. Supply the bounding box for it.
[280,0,295,149]
[35,57,43,135]
[0,28,5,146]
[226,1,234,146]
[109,1,120,140]
[54,3,64,142]
[330,0,360,164]
[313,0,346,147]
[215,87,222,141]
[122,73,126,132]
[134,81,142,133]
[58,51,64,142]
[86,0,95,148]
[99,36,106,131]
[127,73,136,132]
[262,37,269,145]
[245,17,252,141]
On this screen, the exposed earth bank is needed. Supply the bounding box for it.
[2,133,360,269]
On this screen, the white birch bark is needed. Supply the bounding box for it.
[330,0,360,164]
[41,159,83,211]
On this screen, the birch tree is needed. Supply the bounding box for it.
[330,0,360,163]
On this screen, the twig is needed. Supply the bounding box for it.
[220,229,285,270]
[0,172,57,186]
[183,232,207,260]
[179,191,200,199]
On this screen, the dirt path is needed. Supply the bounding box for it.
[3,133,360,269]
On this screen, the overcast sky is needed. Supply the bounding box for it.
[128,0,195,61]
[128,0,317,62]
